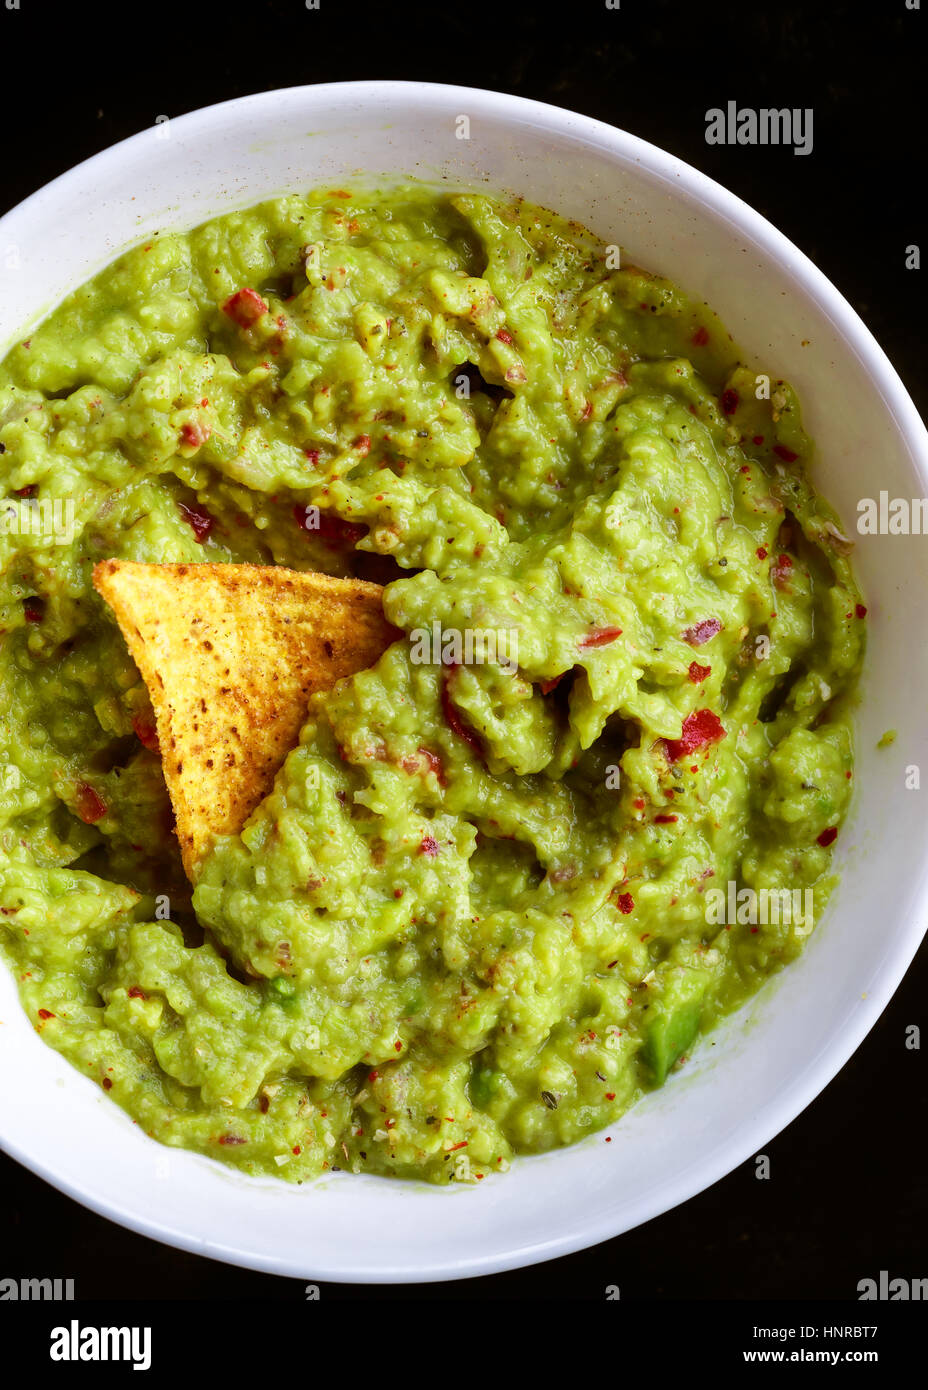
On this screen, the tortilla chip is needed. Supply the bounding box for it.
[93,560,398,881]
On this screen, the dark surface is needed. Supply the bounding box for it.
[0,0,924,1299]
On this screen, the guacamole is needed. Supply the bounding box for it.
[0,188,864,1183]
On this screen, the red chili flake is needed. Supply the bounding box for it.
[719,388,739,415]
[354,434,371,456]
[179,419,211,449]
[221,287,268,327]
[447,1140,468,1152]
[757,546,768,560]
[132,715,160,753]
[605,1091,616,1100]
[23,597,44,623]
[419,835,439,857]
[691,326,710,346]
[687,661,711,684]
[664,709,727,762]
[654,813,678,824]
[178,501,214,542]
[633,797,645,810]
[102,1077,113,1090]
[616,892,634,914]
[496,328,513,345]
[682,617,721,646]
[772,553,793,589]
[75,783,107,824]
[304,447,320,465]
[441,668,485,760]
[578,626,623,649]
[393,888,404,898]
[14,483,38,498]
[218,1134,247,1146]
[855,603,867,619]
[772,443,798,463]
[817,827,838,848]
[394,1040,403,1052]
[37,1008,55,1021]
[127,985,147,1001]
[368,1069,380,1082]
[539,674,565,695]
[752,434,765,445]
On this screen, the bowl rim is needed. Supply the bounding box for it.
[1,78,927,1285]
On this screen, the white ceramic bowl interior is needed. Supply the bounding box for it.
[1,81,926,1283]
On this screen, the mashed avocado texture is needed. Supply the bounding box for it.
[0,188,864,1183]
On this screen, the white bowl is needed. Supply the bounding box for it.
[1,81,926,1284]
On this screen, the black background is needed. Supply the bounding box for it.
[0,0,924,1301]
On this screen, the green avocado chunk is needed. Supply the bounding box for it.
[641,966,711,1084]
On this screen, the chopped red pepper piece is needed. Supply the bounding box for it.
[682,618,721,646]
[539,673,565,695]
[817,827,838,847]
[294,504,367,550]
[132,716,160,754]
[179,419,211,450]
[664,709,726,762]
[687,661,711,684]
[178,501,214,542]
[691,326,709,346]
[221,287,268,328]
[719,388,739,415]
[615,892,634,914]
[402,747,446,785]
[578,626,623,649]
[772,553,793,589]
[772,444,799,463]
[441,667,485,760]
[75,783,107,824]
